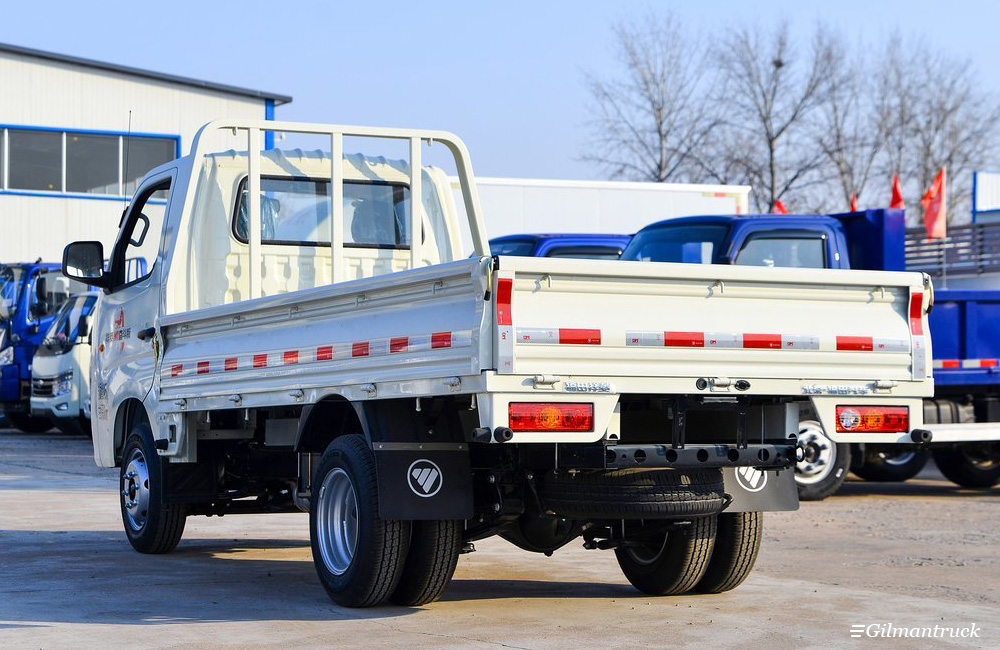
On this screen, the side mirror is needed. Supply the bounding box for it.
[63,241,110,288]
[78,314,89,339]
[35,276,47,302]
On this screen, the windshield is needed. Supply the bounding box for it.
[0,265,24,320]
[620,224,730,264]
[41,294,97,353]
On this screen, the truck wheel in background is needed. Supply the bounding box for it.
[389,520,462,606]
[854,446,929,482]
[615,516,716,595]
[795,420,851,501]
[933,443,1000,489]
[120,423,187,554]
[694,512,762,593]
[310,434,411,607]
[6,413,53,433]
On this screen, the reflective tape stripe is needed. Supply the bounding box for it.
[283,351,298,365]
[625,331,664,347]
[837,336,873,351]
[317,346,333,361]
[909,292,924,335]
[496,278,513,326]
[253,354,268,368]
[224,358,238,372]
[171,364,183,377]
[390,337,409,354]
[664,331,704,347]
[705,333,741,348]
[431,332,452,349]
[352,342,369,358]
[559,328,601,345]
[197,361,210,375]
[781,334,820,350]
[517,328,558,344]
[743,333,782,349]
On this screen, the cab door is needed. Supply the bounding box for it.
[91,170,175,459]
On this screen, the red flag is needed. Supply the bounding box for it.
[890,174,905,210]
[850,193,858,212]
[772,200,788,215]
[921,166,947,240]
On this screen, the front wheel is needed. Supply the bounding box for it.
[310,435,411,607]
[120,424,186,553]
[933,443,1000,489]
[854,445,929,482]
[615,516,716,596]
[6,412,53,433]
[795,420,851,501]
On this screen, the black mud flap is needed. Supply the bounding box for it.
[373,442,473,520]
[722,467,799,512]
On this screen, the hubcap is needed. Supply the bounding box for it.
[316,468,359,576]
[796,422,837,485]
[121,448,151,532]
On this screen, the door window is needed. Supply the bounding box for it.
[112,178,170,288]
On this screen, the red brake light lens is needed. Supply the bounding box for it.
[509,402,594,432]
[835,406,909,433]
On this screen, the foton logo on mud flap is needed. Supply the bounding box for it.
[407,459,443,497]
[104,308,131,353]
[735,466,768,492]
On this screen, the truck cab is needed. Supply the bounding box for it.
[489,233,632,260]
[30,291,99,436]
[1,262,88,431]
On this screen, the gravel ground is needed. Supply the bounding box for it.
[1,428,997,649]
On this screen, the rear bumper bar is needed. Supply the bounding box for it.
[586,443,797,470]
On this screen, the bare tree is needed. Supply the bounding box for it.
[814,35,891,210]
[582,12,719,182]
[710,24,837,212]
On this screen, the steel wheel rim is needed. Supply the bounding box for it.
[122,448,151,532]
[796,422,837,485]
[960,443,1000,471]
[316,467,359,576]
[626,534,668,566]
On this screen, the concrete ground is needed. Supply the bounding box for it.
[1,428,997,649]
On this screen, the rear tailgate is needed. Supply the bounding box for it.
[490,257,932,441]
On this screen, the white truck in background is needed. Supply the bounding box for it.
[30,290,99,435]
[63,120,933,608]
[451,176,750,244]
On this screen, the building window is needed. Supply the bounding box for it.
[1,126,178,197]
[8,130,62,192]
[67,133,119,194]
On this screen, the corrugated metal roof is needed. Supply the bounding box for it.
[0,41,292,105]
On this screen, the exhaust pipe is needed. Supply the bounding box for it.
[910,429,933,444]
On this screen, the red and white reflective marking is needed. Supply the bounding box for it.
[625,331,820,350]
[934,359,1000,369]
[910,291,928,379]
[835,336,909,352]
[163,330,472,379]
[517,328,602,345]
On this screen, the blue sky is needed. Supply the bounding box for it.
[2,1,996,179]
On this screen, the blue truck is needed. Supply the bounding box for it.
[1,262,89,431]
[489,233,632,260]
[619,209,1000,499]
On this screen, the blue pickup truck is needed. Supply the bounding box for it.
[489,233,632,260]
[620,210,1000,499]
[1,262,89,431]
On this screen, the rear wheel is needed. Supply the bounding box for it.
[310,435,410,607]
[615,516,717,595]
[795,420,851,501]
[694,512,762,593]
[389,520,462,606]
[7,412,53,433]
[854,446,929,482]
[120,424,187,554]
[933,443,1000,489]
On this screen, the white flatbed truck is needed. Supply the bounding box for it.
[62,120,934,607]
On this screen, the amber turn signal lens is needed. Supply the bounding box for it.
[508,402,594,432]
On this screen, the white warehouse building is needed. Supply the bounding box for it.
[0,42,291,262]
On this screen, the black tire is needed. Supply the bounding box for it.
[54,417,90,437]
[854,446,929,482]
[543,468,726,519]
[7,412,53,433]
[615,516,717,595]
[694,512,762,593]
[795,420,851,501]
[933,444,1000,489]
[310,435,410,607]
[120,424,187,554]
[389,520,462,606]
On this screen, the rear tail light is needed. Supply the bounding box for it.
[835,406,909,433]
[509,402,594,432]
